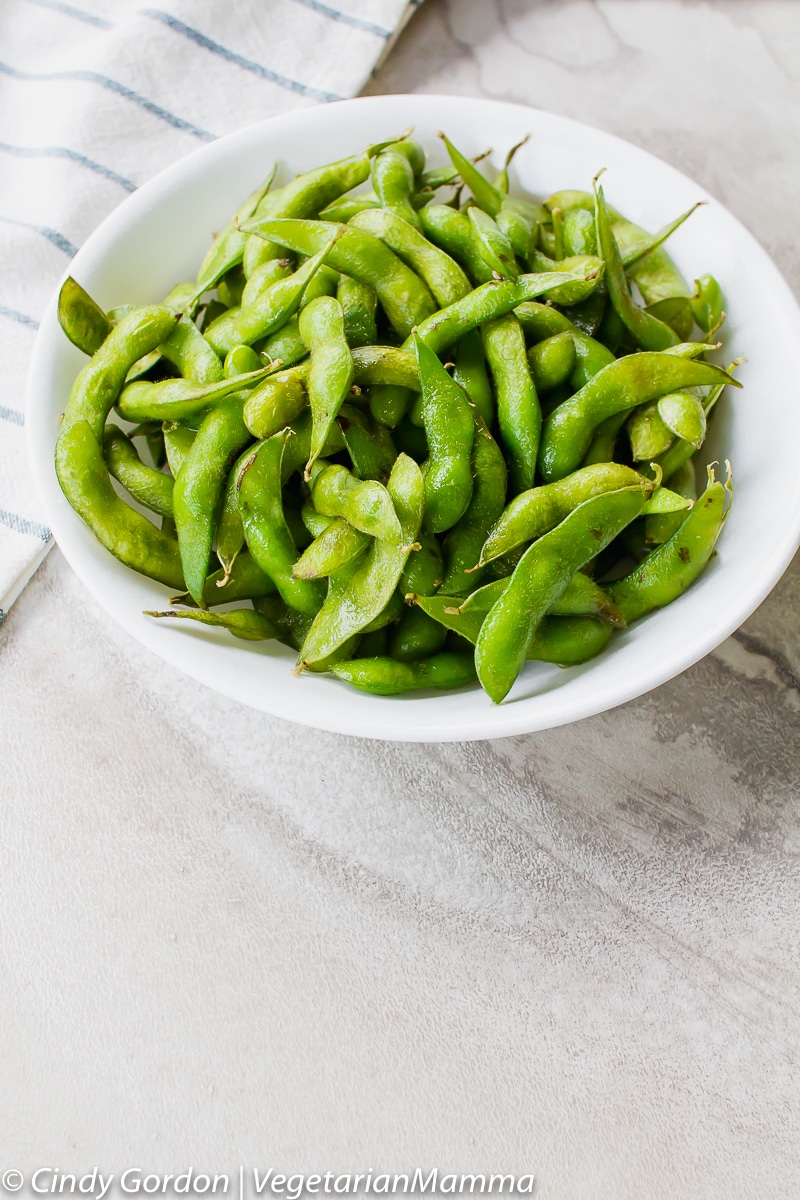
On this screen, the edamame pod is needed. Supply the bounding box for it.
[239,217,437,339]
[414,334,474,532]
[103,426,174,519]
[350,207,471,307]
[58,276,112,355]
[478,462,651,566]
[55,421,184,589]
[298,454,424,667]
[482,313,539,494]
[238,431,325,615]
[173,402,252,606]
[311,462,404,544]
[299,295,355,477]
[538,352,739,483]
[329,653,476,695]
[476,485,648,701]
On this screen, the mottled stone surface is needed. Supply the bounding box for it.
[2,3,799,1197]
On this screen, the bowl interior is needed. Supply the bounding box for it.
[26,94,800,741]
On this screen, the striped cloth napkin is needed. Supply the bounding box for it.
[0,0,421,619]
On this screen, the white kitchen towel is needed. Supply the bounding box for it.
[0,0,421,619]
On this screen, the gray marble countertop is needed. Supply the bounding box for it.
[3,3,799,1197]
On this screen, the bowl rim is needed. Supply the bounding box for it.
[25,92,800,741]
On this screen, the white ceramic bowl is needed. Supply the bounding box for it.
[27,94,800,741]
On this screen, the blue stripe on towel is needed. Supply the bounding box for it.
[0,216,78,257]
[0,61,214,141]
[288,0,392,38]
[0,510,52,541]
[140,10,345,103]
[0,304,39,330]
[0,142,136,192]
[0,407,25,426]
[22,0,113,28]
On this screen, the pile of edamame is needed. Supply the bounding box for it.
[55,131,740,704]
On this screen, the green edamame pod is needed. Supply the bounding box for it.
[389,606,448,662]
[482,313,539,495]
[371,149,421,229]
[653,363,739,482]
[609,466,732,622]
[336,276,377,348]
[389,136,426,177]
[562,208,597,257]
[240,141,397,279]
[546,189,692,304]
[257,314,308,370]
[582,411,627,466]
[438,412,507,595]
[117,366,268,423]
[369,383,413,428]
[224,344,263,378]
[527,331,576,392]
[514,302,574,341]
[103,426,174,519]
[301,504,334,538]
[55,421,184,589]
[569,331,616,390]
[175,552,276,607]
[299,295,355,477]
[438,133,541,259]
[645,460,697,545]
[657,391,706,449]
[299,264,339,309]
[468,207,519,278]
[401,529,444,596]
[595,181,679,351]
[478,462,651,567]
[145,606,279,641]
[292,518,370,579]
[627,401,674,461]
[412,265,601,357]
[252,593,314,651]
[238,431,325,615]
[58,276,112,355]
[215,443,260,584]
[163,423,197,477]
[62,305,179,439]
[240,257,294,309]
[350,208,471,307]
[645,296,694,341]
[311,462,404,544]
[239,217,437,340]
[418,204,495,285]
[319,193,380,223]
[330,653,475,695]
[204,231,340,356]
[476,486,648,701]
[161,316,224,385]
[351,346,419,391]
[279,412,345,483]
[173,401,252,606]
[691,274,725,334]
[359,588,405,635]
[539,352,739,483]
[217,267,246,310]
[415,575,621,646]
[414,333,474,532]
[298,454,424,668]
[337,405,397,481]
[452,329,494,427]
